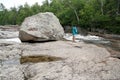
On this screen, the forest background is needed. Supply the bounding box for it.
[0,0,120,34]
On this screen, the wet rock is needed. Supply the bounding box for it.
[19,12,64,42]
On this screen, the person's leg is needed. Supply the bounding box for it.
[73,35,75,42]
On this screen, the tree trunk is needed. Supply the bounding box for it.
[63,0,80,24]
[100,0,104,15]
[96,0,104,15]
[69,4,80,24]
[117,0,120,15]
[74,9,80,24]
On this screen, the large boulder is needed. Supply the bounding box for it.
[19,12,64,42]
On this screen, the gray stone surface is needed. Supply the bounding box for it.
[0,65,24,80]
[0,31,19,39]
[0,43,24,80]
[0,44,21,60]
[20,41,120,80]
[19,12,64,41]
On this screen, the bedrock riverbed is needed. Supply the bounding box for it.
[1,40,120,80]
[0,26,120,80]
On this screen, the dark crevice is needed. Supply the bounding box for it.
[111,55,120,59]
[22,40,56,43]
[22,71,28,80]
[74,46,82,48]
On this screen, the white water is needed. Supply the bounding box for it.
[64,33,110,43]
[0,38,21,43]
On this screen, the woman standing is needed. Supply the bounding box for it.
[72,26,78,42]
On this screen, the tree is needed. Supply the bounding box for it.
[62,0,80,25]
[0,3,5,11]
[16,3,31,24]
[0,0,120,34]
[31,2,41,15]
[8,7,17,25]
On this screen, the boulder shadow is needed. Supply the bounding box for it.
[22,40,56,43]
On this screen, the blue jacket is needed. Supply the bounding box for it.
[72,27,78,35]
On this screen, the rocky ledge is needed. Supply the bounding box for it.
[1,40,120,80]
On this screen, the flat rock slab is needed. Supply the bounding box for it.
[0,43,24,80]
[1,65,24,80]
[0,31,19,39]
[20,41,120,80]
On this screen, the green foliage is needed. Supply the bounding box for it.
[0,0,120,34]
